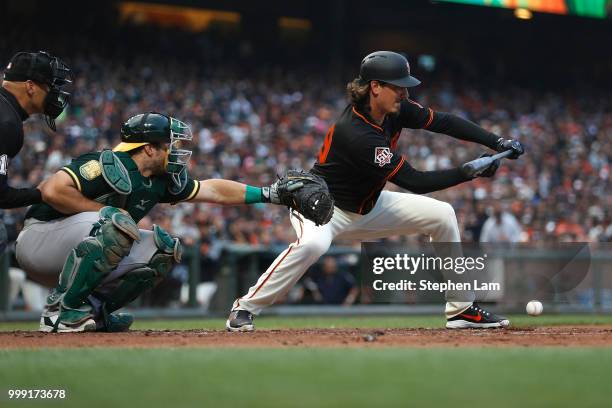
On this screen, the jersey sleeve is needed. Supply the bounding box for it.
[0,121,44,208]
[60,153,112,198]
[397,99,434,129]
[389,159,470,194]
[398,100,499,149]
[159,177,200,204]
[0,120,21,158]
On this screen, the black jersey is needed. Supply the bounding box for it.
[0,86,42,208]
[312,100,433,214]
[312,100,500,214]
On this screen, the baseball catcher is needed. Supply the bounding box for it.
[16,112,321,333]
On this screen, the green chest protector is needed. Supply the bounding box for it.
[98,150,132,209]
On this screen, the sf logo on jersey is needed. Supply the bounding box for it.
[374,147,393,167]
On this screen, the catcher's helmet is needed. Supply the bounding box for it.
[359,51,420,88]
[116,112,178,148]
[114,112,192,189]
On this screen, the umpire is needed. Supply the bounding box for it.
[0,51,73,250]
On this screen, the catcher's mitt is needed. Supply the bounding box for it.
[266,169,334,226]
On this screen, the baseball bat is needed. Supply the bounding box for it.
[461,150,514,177]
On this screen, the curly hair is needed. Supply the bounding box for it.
[346,77,370,111]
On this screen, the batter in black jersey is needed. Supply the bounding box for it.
[227,51,525,331]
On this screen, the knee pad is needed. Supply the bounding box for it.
[88,207,140,272]
[98,206,140,242]
[150,224,182,279]
[60,207,140,309]
[94,225,181,313]
[97,266,157,314]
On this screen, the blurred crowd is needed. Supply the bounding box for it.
[3,48,609,248]
[1,21,611,309]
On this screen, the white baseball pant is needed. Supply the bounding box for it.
[232,191,474,318]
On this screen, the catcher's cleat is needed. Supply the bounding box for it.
[446,303,510,329]
[226,310,255,332]
[51,304,97,333]
[96,312,134,332]
[39,305,60,333]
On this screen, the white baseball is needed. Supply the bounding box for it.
[526,300,543,316]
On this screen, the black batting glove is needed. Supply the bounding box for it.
[476,153,500,178]
[495,138,524,159]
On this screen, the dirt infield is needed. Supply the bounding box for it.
[2,326,612,348]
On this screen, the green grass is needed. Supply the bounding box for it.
[1,314,611,331]
[1,348,611,408]
[2,315,612,407]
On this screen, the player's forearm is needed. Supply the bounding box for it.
[390,160,471,194]
[0,185,42,209]
[44,190,104,214]
[195,179,266,205]
[427,111,500,150]
[40,181,103,214]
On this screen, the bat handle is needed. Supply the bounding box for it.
[493,149,514,160]
[461,162,479,178]
[461,149,514,178]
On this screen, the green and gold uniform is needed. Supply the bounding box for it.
[18,112,200,333]
[26,151,200,223]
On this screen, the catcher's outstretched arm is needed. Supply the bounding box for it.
[192,179,267,205]
[193,172,332,226]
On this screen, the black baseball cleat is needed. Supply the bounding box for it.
[226,310,255,332]
[446,303,510,329]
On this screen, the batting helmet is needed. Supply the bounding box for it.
[359,51,420,88]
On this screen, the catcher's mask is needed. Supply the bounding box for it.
[3,50,74,130]
[114,112,193,189]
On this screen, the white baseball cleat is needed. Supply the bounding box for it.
[39,306,97,333]
[446,303,510,329]
[39,307,59,333]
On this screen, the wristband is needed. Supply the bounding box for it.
[245,185,264,204]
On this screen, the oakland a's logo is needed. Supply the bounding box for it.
[374,147,393,167]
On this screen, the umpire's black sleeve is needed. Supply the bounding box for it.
[389,158,471,194]
[398,100,500,150]
[0,176,42,208]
